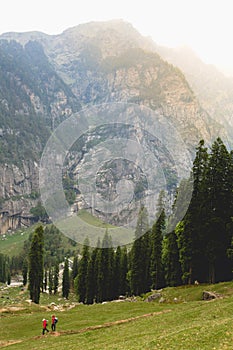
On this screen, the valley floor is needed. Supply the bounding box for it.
[1,282,233,349]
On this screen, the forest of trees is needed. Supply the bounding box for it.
[4,137,233,305]
[73,137,233,303]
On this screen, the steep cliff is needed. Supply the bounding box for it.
[0,20,227,233]
[154,45,233,146]
[40,21,221,149]
[0,40,80,232]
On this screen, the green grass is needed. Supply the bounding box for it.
[2,282,233,349]
[57,209,134,247]
[77,209,115,228]
[0,210,133,259]
[0,223,80,258]
[0,227,33,257]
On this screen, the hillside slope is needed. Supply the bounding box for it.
[0,20,227,234]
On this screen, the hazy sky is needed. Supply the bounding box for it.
[1,0,233,74]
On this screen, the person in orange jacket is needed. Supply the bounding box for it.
[51,315,57,331]
[42,318,49,335]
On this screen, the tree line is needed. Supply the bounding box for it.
[26,138,233,304]
[74,137,233,303]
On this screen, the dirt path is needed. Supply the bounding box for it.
[44,309,172,337]
[0,340,22,348]
[1,309,171,347]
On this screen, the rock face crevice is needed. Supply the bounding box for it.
[0,21,228,234]
[0,161,39,233]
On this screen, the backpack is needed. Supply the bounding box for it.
[55,317,58,323]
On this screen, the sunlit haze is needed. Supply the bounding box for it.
[1,0,233,75]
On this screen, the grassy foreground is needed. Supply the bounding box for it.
[1,282,233,349]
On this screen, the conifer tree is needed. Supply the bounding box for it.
[177,140,209,284]
[72,255,78,281]
[0,254,6,283]
[130,205,150,295]
[204,138,232,282]
[44,269,48,292]
[162,230,182,286]
[150,209,165,289]
[62,258,70,299]
[86,246,99,304]
[53,261,59,295]
[75,239,90,303]
[28,225,44,304]
[22,258,28,286]
[119,246,129,295]
[96,231,114,302]
[48,267,53,295]
[114,246,122,298]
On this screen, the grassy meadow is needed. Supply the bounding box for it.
[1,282,233,349]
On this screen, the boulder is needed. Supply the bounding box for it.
[202,291,221,300]
[144,293,161,302]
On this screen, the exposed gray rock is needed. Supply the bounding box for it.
[202,291,222,300]
[159,297,166,303]
[0,20,229,235]
[144,293,161,302]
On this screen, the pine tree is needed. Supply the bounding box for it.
[62,258,70,299]
[177,140,209,284]
[204,138,232,283]
[96,231,115,302]
[75,239,90,303]
[53,261,59,295]
[0,254,6,283]
[86,246,99,304]
[114,246,122,299]
[48,267,53,295]
[107,242,115,300]
[44,269,48,292]
[22,258,28,286]
[119,246,129,296]
[162,230,182,286]
[72,255,78,281]
[130,205,150,295]
[28,225,44,304]
[7,271,11,286]
[150,209,165,289]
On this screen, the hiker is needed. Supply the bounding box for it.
[51,314,58,331]
[42,318,49,335]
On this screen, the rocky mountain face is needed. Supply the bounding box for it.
[0,39,80,233]
[154,45,233,146]
[0,20,228,234]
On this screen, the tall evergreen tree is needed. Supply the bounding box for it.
[96,231,115,302]
[75,239,90,303]
[28,225,44,304]
[119,246,129,296]
[0,254,7,283]
[72,255,78,281]
[114,246,122,299]
[62,258,70,299]
[86,246,99,304]
[22,258,28,286]
[177,140,209,284]
[48,267,53,295]
[204,138,232,282]
[130,205,150,295]
[150,209,165,289]
[162,230,182,286]
[53,261,59,295]
[44,269,48,292]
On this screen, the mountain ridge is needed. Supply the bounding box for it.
[0,20,230,234]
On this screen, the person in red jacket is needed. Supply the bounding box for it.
[51,315,57,331]
[42,318,49,335]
